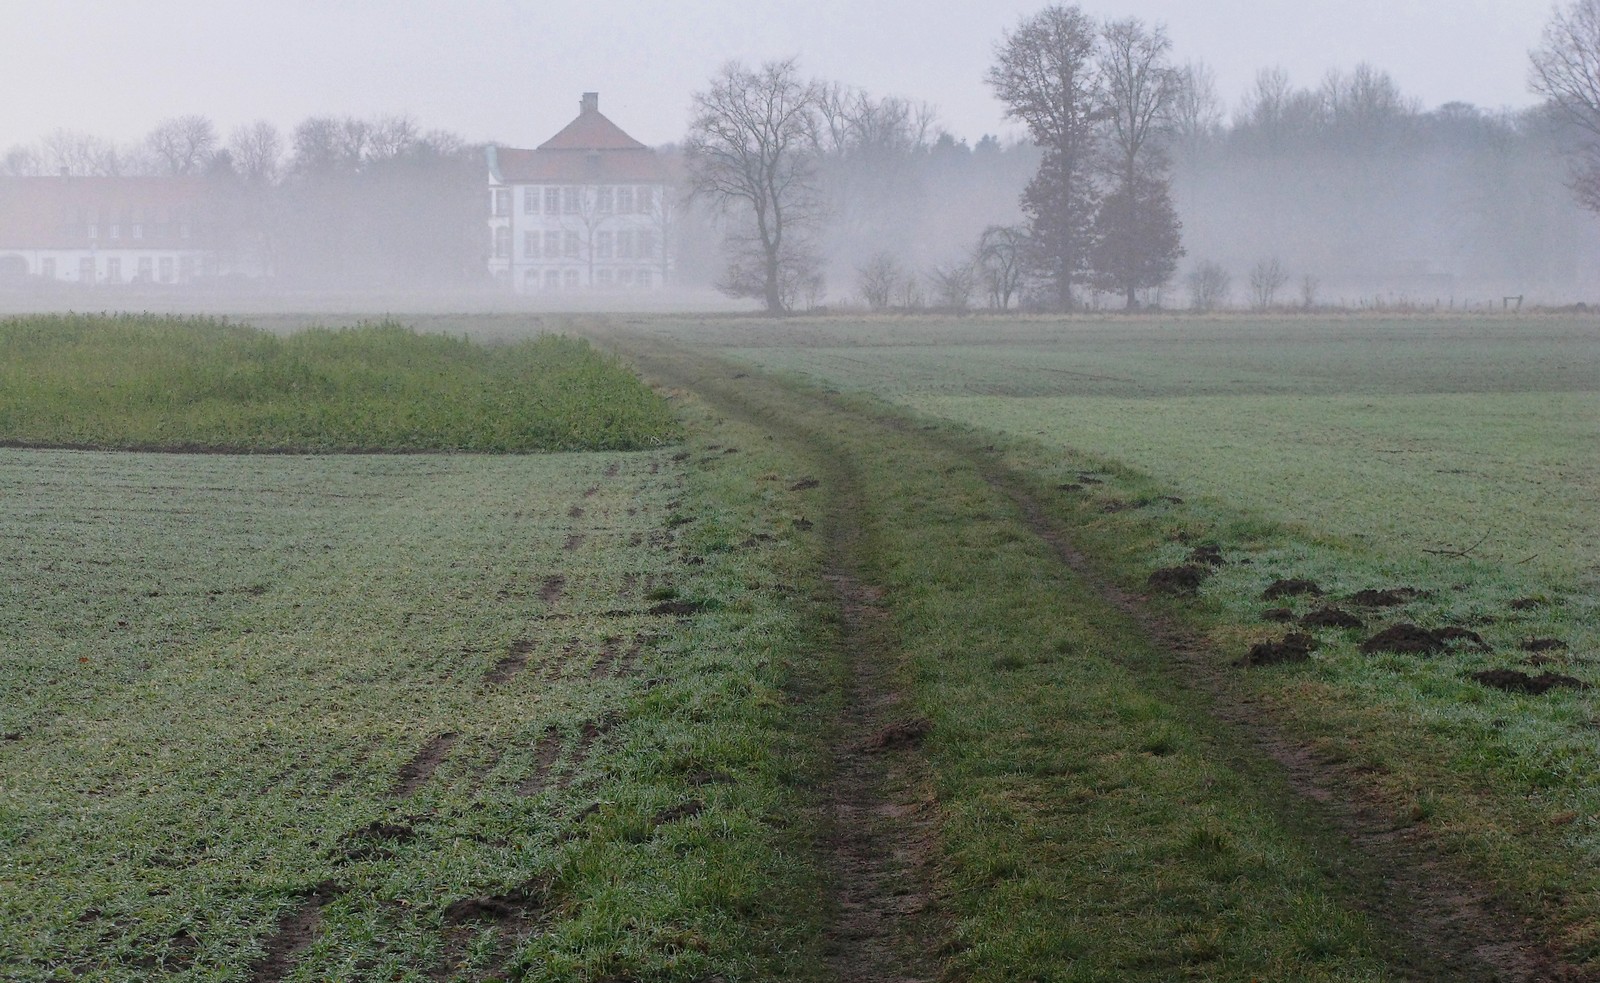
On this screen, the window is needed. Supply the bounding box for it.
[493,226,511,259]
[523,268,539,287]
[638,231,657,259]
[564,268,579,288]
[637,187,655,213]
[523,187,540,214]
[87,223,98,239]
[617,268,633,287]
[617,230,636,260]
[105,258,121,282]
[596,268,613,287]
[137,256,153,280]
[562,187,579,214]
[563,231,579,259]
[595,231,613,259]
[41,258,55,279]
[179,223,191,239]
[636,269,652,288]
[79,257,94,281]
[545,269,560,290]
[132,224,143,240]
[545,188,560,214]
[544,231,562,257]
[491,188,511,217]
[596,187,613,213]
[616,187,634,213]
[524,232,540,258]
[180,255,196,280]
[159,256,173,283]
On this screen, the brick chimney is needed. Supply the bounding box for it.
[580,92,599,115]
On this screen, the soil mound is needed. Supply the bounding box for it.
[1470,669,1589,695]
[335,821,416,861]
[1238,633,1318,667]
[1299,607,1364,629]
[1360,624,1445,655]
[1261,607,1295,623]
[1262,578,1323,600]
[648,599,710,616]
[790,477,821,491]
[1186,544,1225,567]
[1148,565,1210,595]
[1434,626,1489,651]
[1509,596,1547,611]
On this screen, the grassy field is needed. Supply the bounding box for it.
[0,314,678,452]
[680,314,1598,583]
[646,311,1600,965]
[0,437,840,979]
[6,309,1598,979]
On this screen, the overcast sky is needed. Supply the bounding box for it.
[1,0,1555,152]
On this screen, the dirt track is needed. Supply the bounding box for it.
[614,328,1585,983]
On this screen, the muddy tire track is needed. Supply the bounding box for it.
[249,881,343,982]
[390,733,457,798]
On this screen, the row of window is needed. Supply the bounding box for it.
[84,222,192,241]
[520,267,654,290]
[29,254,195,283]
[490,185,659,217]
[491,227,658,260]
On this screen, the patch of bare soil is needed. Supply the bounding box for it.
[431,879,554,982]
[516,726,562,797]
[1470,669,1589,695]
[1360,624,1447,655]
[563,532,586,552]
[1261,607,1296,623]
[485,639,533,684]
[790,477,821,491]
[538,574,566,604]
[1238,632,1318,667]
[1299,607,1364,629]
[1509,597,1548,611]
[821,569,938,983]
[390,733,458,797]
[647,598,709,616]
[566,504,586,519]
[1349,587,1430,607]
[1262,577,1324,600]
[249,881,343,983]
[1187,544,1226,567]
[1147,564,1210,595]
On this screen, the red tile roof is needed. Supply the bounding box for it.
[495,97,668,185]
[0,176,214,250]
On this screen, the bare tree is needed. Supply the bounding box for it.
[1094,17,1183,308]
[146,115,218,176]
[229,121,283,185]
[1169,61,1223,153]
[1,145,42,176]
[988,4,1103,310]
[976,225,1027,310]
[42,130,129,176]
[928,261,977,311]
[857,252,903,310]
[1186,260,1230,311]
[1531,0,1600,213]
[685,59,824,313]
[1248,257,1289,309]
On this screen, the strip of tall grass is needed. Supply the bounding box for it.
[0,313,678,452]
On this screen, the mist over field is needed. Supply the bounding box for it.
[0,0,1594,312]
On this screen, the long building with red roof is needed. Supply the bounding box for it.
[487,92,671,293]
[0,174,223,286]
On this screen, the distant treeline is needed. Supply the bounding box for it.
[4,61,1590,304]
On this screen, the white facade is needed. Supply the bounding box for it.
[488,179,669,294]
[0,247,212,285]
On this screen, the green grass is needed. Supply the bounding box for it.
[0,440,834,981]
[653,311,1600,967]
[0,313,679,452]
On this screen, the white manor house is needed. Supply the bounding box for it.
[487,92,671,293]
